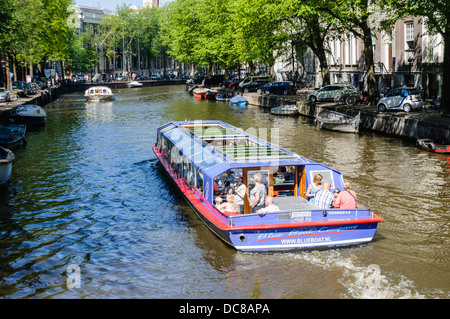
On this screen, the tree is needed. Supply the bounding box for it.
[381,0,450,116]
[281,0,344,86]
[229,0,286,75]
[317,0,379,103]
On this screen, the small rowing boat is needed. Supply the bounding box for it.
[229,95,247,106]
[315,110,360,133]
[0,146,14,185]
[0,124,26,150]
[270,104,298,116]
[10,104,46,130]
[192,88,210,99]
[416,138,450,154]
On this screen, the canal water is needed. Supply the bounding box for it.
[0,85,448,299]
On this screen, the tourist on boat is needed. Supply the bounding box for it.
[220,194,240,215]
[306,173,323,203]
[230,177,246,214]
[250,173,266,213]
[215,196,225,212]
[256,196,280,216]
[333,188,340,202]
[314,182,335,209]
[334,181,357,209]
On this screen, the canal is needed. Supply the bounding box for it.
[0,85,448,299]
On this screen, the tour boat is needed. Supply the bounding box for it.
[416,138,450,154]
[153,120,383,251]
[85,86,115,101]
[10,104,46,129]
[0,146,14,185]
[315,110,360,133]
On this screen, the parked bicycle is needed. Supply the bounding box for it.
[334,89,367,106]
[423,97,441,113]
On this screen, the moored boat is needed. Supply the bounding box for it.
[229,94,247,106]
[216,93,233,101]
[153,120,383,251]
[85,86,114,101]
[0,124,26,150]
[315,110,360,133]
[192,88,209,99]
[270,104,299,116]
[0,146,14,185]
[416,138,450,154]
[205,90,216,100]
[127,81,143,88]
[10,104,46,129]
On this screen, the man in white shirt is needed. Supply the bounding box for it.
[256,196,279,216]
[231,177,246,214]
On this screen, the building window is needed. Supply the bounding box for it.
[405,22,415,62]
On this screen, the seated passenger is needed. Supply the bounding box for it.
[314,182,334,209]
[334,181,357,209]
[256,196,279,216]
[215,196,225,212]
[221,194,240,216]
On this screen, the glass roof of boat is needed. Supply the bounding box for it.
[159,121,307,174]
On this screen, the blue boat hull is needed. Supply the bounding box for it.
[229,222,379,251]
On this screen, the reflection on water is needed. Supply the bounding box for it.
[0,85,448,299]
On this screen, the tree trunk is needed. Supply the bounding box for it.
[361,21,377,104]
[5,54,11,90]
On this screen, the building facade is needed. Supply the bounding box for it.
[275,16,444,97]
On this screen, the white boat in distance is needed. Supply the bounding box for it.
[127,81,143,88]
[315,110,360,133]
[85,86,115,101]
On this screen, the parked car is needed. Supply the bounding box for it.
[239,76,270,89]
[0,87,10,102]
[33,81,46,90]
[307,84,355,103]
[257,81,295,95]
[203,75,225,87]
[150,74,161,80]
[12,81,28,97]
[220,78,241,90]
[241,80,270,93]
[377,87,423,112]
[26,82,39,95]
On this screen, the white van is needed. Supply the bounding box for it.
[238,76,270,88]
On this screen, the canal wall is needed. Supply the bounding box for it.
[243,92,450,144]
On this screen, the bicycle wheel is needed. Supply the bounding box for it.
[424,101,437,113]
[334,93,343,104]
[346,95,356,106]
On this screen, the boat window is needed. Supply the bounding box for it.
[273,166,295,185]
[196,170,203,193]
[309,169,335,189]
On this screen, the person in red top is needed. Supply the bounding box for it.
[334,181,357,209]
